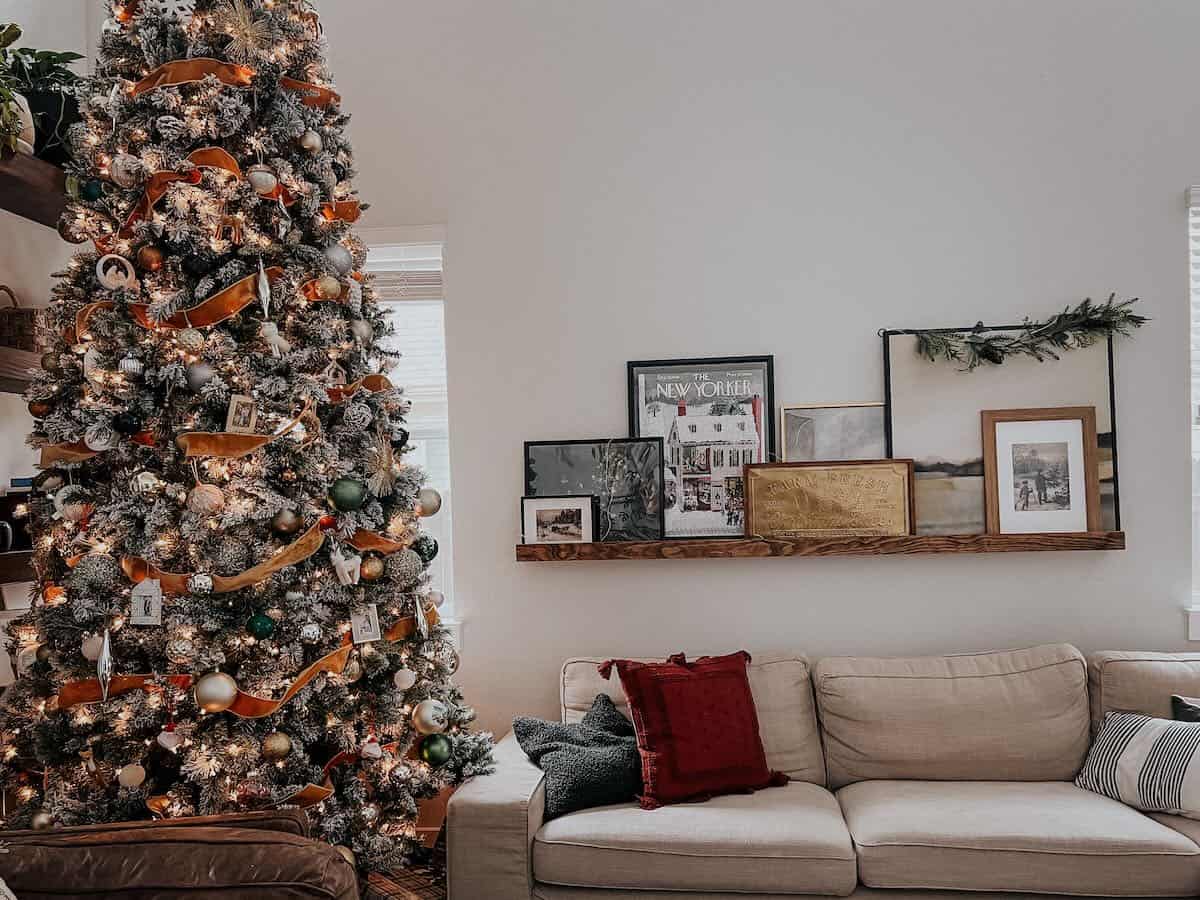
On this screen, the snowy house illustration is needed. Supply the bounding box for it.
[665,395,763,514]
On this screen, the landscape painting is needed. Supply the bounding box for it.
[885,333,1116,535]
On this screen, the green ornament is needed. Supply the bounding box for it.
[80,179,104,202]
[411,534,439,564]
[419,733,452,767]
[246,613,276,640]
[328,477,367,512]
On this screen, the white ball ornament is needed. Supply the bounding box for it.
[118,764,147,788]
[157,728,183,753]
[323,243,354,275]
[412,698,449,734]
[246,163,279,196]
[195,671,239,713]
[187,483,225,514]
[81,634,106,661]
[299,129,323,153]
[96,254,138,291]
[186,362,216,391]
[393,668,417,691]
[109,153,143,189]
[84,422,117,451]
[349,319,373,344]
[177,328,205,353]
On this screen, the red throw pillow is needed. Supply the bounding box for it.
[598,651,787,809]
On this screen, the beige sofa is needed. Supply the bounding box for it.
[447,645,1200,899]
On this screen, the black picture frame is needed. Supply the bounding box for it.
[627,355,775,539]
[881,328,1120,533]
[523,438,666,542]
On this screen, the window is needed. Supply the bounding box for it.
[1191,191,1200,602]
[368,243,454,615]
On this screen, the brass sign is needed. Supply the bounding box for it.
[744,460,914,539]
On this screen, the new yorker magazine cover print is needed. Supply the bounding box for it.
[628,356,775,538]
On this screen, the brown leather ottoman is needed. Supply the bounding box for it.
[0,811,358,899]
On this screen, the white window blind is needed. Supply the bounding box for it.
[1189,190,1200,595]
[369,244,454,613]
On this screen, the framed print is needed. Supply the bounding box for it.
[524,438,665,542]
[521,495,596,544]
[781,402,885,462]
[744,460,914,539]
[627,355,775,538]
[225,394,258,434]
[883,330,1118,535]
[982,407,1100,534]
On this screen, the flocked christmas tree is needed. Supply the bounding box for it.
[0,0,492,873]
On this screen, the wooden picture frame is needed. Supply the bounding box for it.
[224,394,258,434]
[982,406,1100,535]
[743,459,915,539]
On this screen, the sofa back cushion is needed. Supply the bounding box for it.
[814,643,1090,788]
[562,654,825,785]
[1088,651,1200,730]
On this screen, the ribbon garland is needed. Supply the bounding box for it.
[57,604,440,713]
[326,374,393,404]
[279,75,341,108]
[119,147,245,238]
[347,529,409,556]
[175,397,313,459]
[131,59,254,96]
[320,201,361,223]
[130,267,283,330]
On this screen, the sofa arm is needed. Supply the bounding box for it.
[447,731,545,900]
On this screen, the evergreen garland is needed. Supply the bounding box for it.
[909,295,1148,371]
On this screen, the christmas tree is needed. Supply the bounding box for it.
[0,0,492,873]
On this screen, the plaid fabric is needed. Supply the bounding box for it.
[364,842,446,900]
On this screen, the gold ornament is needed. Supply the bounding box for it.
[315,274,341,299]
[366,433,396,497]
[213,0,273,63]
[261,731,292,760]
[187,483,225,514]
[416,488,442,517]
[195,671,238,713]
[359,553,385,582]
[177,328,205,353]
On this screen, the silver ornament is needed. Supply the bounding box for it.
[194,671,238,713]
[96,254,138,291]
[118,354,145,377]
[131,471,163,495]
[186,362,216,391]
[349,319,373,344]
[96,629,114,701]
[157,728,183,753]
[84,422,117,451]
[257,257,271,317]
[165,636,195,665]
[109,153,143,189]
[323,243,354,275]
[393,668,417,691]
[392,549,425,587]
[187,483,225,514]
[118,763,146,788]
[177,328,205,353]
[417,488,442,517]
[299,622,321,644]
[412,698,449,734]
[247,163,279,196]
[81,633,105,661]
[299,129,323,153]
[188,573,214,594]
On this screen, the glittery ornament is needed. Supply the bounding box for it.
[299,623,321,644]
[194,671,238,712]
[165,636,196,665]
[84,422,117,451]
[392,549,425,587]
[359,553,385,582]
[323,243,354,275]
[188,573,214,594]
[343,401,372,431]
[177,328,205,353]
[315,274,341,299]
[411,534,439,564]
[187,483,225,514]
[412,698,449,734]
[213,0,273,63]
[215,537,249,574]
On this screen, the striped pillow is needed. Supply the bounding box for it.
[1076,712,1200,817]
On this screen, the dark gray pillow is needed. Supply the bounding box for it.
[513,694,641,819]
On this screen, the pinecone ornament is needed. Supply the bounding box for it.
[343,401,372,431]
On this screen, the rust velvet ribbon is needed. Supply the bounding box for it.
[175,398,312,459]
[119,147,245,237]
[131,59,254,96]
[129,267,283,329]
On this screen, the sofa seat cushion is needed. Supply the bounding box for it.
[838,780,1200,897]
[533,781,856,895]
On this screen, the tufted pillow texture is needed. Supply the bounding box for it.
[513,694,641,820]
[599,651,788,809]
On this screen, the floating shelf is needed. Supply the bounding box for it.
[0,551,34,584]
[515,531,1126,561]
[0,154,67,228]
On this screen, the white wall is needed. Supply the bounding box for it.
[4,2,1196,739]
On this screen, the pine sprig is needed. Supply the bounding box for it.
[912,294,1147,371]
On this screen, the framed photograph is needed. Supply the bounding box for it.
[883,330,1118,535]
[781,402,885,462]
[744,460,914,539]
[225,394,258,434]
[524,438,665,542]
[521,495,596,544]
[627,355,775,538]
[982,407,1100,534]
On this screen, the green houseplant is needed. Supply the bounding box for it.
[0,23,82,164]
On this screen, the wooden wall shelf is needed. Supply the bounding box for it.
[515,531,1126,561]
[0,154,67,228]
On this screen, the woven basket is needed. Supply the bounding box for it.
[0,286,39,352]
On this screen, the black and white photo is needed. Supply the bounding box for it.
[628,356,774,538]
[521,495,597,544]
[225,394,258,434]
[524,439,664,542]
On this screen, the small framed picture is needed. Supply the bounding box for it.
[781,402,885,462]
[225,394,258,434]
[350,604,383,644]
[521,495,596,544]
[982,407,1100,534]
[627,355,775,538]
[524,438,665,542]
